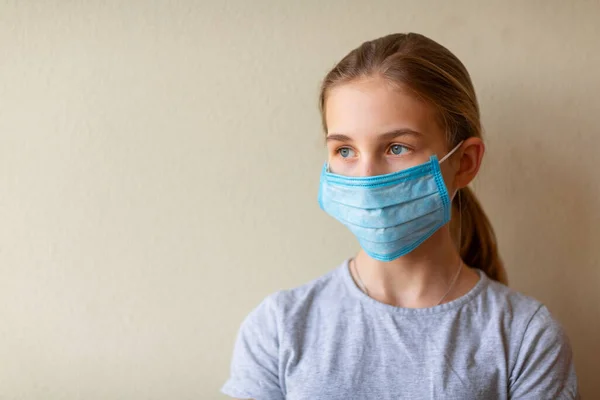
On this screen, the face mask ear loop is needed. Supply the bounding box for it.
[457,189,462,256]
[439,140,464,164]
[443,141,464,253]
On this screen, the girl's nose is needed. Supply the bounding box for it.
[358,157,385,177]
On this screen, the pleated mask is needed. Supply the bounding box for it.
[318,142,462,261]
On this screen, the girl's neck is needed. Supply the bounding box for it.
[351,226,479,308]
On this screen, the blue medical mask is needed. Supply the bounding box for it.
[318,142,463,262]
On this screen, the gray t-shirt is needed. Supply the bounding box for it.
[222,260,578,399]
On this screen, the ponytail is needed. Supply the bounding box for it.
[453,187,508,284]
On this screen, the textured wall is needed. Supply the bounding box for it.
[1,1,598,398]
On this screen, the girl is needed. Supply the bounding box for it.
[221,33,578,399]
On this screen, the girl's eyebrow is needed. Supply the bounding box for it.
[326,129,422,143]
[325,133,353,143]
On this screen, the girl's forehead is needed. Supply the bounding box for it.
[325,79,443,142]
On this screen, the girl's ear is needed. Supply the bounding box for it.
[453,137,484,189]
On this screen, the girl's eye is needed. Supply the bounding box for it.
[389,144,409,155]
[337,147,356,158]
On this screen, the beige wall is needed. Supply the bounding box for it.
[1,1,598,398]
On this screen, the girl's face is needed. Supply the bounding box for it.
[324,77,451,178]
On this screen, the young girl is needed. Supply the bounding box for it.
[221,33,579,399]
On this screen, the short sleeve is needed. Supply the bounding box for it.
[221,294,284,400]
[509,305,579,399]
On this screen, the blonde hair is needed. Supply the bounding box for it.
[319,33,507,284]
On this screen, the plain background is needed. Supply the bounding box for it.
[1,1,599,399]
